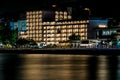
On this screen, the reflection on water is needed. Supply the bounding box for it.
[117,56,120,80]
[0,54,119,80]
[97,56,109,80]
[19,54,90,80]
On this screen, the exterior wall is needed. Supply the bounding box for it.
[18,20,27,38]
[10,22,18,30]
[26,11,43,43]
[10,20,27,38]
[18,20,26,31]
[96,28,118,39]
[42,20,88,44]
[55,11,72,21]
[88,20,108,39]
[26,10,89,44]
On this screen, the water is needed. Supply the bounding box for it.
[0,54,119,80]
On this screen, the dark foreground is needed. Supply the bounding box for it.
[0,53,119,80]
[0,48,120,80]
[0,48,120,55]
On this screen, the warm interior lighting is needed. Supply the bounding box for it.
[98,24,107,28]
[84,8,90,11]
[52,4,56,7]
[26,10,88,44]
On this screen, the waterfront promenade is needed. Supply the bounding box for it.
[0,48,120,55]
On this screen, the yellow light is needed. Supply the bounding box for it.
[84,8,90,11]
[52,4,56,7]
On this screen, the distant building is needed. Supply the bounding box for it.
[10,20,27,38]
[88,19,108,39]
[95,26,120,40]
[10,22,18,30]
[17,20,26,31]
[88,18,120,41]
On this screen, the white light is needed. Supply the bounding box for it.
[98,24,107,28]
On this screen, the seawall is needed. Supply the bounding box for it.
[0,48,120,55]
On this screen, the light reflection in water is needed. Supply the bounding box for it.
[19,54,91,80]
[0,54,4,80]
[117,56,120,80]
[96,56,109,80]
[0,54,120,80]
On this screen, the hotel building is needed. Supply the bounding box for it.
[26,10,89,45]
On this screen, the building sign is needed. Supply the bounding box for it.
[102,30,116,36]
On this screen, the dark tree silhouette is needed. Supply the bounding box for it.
[69,33,80,40]
[16,38,30,46]
[0,21,12,44]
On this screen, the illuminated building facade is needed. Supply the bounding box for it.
[26,10,89,44]
[88,19,108,39]
[95,27,120,39]
[10,20,27,38]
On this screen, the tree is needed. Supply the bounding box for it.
[11,28,18,44]
[110,32,117,41]
[0,21,12,44]
[16,38,30,46]
[69,33,80,41]
[29,39,37,45]
[16,38,38,48]
[0,23,4,42]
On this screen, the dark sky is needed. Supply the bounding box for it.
[0,0,119,18]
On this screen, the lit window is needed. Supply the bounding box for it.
[68,16,71,19]
[60,11,63,14]
[55,11,58,14]
[64,12,67,15]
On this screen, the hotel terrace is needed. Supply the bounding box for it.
[26,10,89,45]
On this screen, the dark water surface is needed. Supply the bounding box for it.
[0,53,119,80]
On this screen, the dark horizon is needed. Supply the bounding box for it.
[0,0,120,18]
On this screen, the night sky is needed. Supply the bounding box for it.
[0,0,119,18]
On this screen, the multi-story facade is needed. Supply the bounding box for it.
[10,22,18,30]
[88,19,108,39]
[10,20,27,38]
[95,27,120,40]
[26,10,89,45]
[17,20,27,38]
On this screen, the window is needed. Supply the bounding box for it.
[57,29,61,34]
